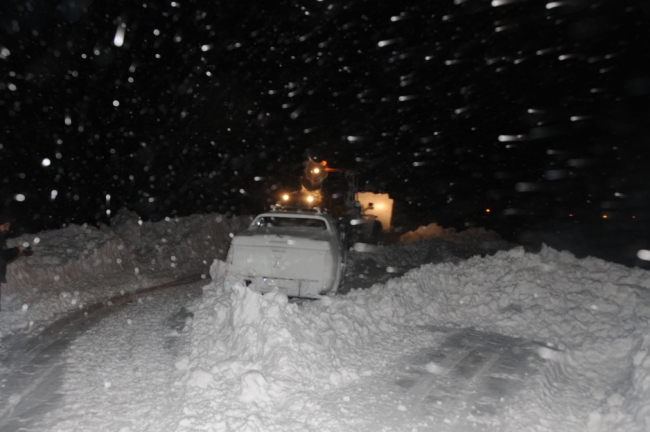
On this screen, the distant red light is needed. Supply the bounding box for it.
[569,213,573,217]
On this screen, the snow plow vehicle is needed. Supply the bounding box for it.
[277,158,393,247]
[225,206,346,298]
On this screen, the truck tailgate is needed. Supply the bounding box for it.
[228,231,336,297]
[232,244,325,280]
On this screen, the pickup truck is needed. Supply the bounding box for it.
[225,207,346,297]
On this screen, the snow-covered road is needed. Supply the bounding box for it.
[0,281,204,431]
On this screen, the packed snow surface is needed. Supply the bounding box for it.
[1,212,649,431]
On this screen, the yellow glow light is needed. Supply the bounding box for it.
[307,196,314,202]
[313,168,320,174]
[282,194,289,201]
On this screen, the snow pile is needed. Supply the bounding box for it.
[0,210,250,336]
[398,222,447,243]
[398,222,503,246]
[345,245,650,431]
[180,245,650,431]
[370,226,511,268]
[349,246,650,346]
[178,260,376,431]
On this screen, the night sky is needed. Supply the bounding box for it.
[1,0,649,241]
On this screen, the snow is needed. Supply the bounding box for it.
[0,209,251,336]
[176,247,650,431]
[1,211,649,431]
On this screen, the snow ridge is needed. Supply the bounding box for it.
[178,260,372,431]
[1,210,250,337]
[179,246,650,431]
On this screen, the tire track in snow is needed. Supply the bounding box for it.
[396,327,543,430]
[0,277,203,431]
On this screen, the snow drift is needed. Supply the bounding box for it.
[179,246,650,431]
[398,222,502,246]
[177,260,373,431]
[0,209,251,336]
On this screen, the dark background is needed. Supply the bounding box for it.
[1,0,649,265]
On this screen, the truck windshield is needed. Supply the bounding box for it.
[254,216,327,230]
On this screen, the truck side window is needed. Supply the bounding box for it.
[303,219,326,229]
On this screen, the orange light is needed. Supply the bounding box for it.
[632,215,636,219]
[313,167,320,174]
[321,160,327,166]
[486,208,491,213]
[603,215,608,219]
[282,194,289,201]
[569,214,573,217]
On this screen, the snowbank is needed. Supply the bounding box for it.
[375,225,511,268]
[0,210,251,336]
[355,245,650,346]
[398,222,503,246]
[348,246,650,431]
[179,246,650,431]
[177,261,375,431]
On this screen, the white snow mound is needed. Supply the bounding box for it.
[0,210,251,337]
[178,260,373,430]
[179,245,650,432]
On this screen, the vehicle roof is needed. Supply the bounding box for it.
[251,210,337,233]
[254,212,332,220]
[257,205,333,218]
